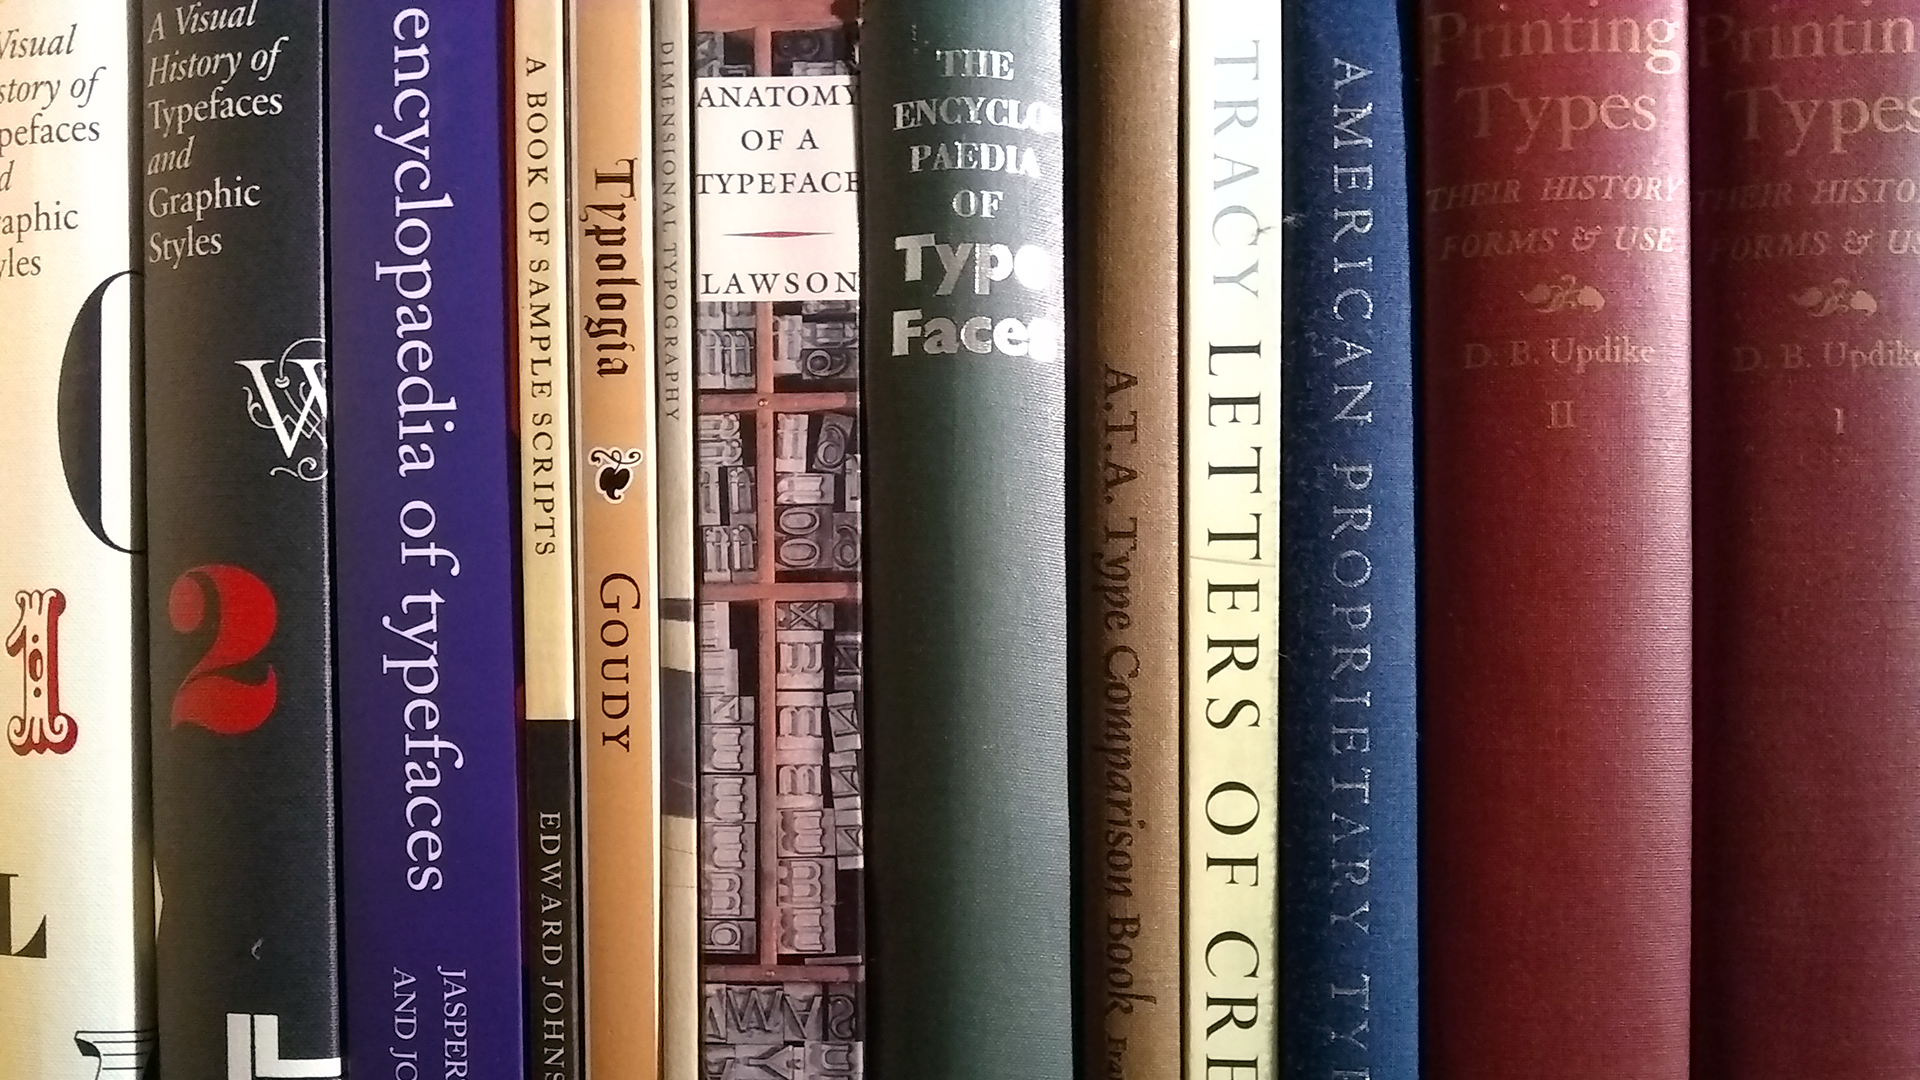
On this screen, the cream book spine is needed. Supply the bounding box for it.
[0,3,154,1077]
[1183,2,1284,1075]
[515,1,584,1078]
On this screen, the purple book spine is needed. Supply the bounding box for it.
[329,4,525,1079]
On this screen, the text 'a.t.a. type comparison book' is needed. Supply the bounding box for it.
[1078,0,1182,1077]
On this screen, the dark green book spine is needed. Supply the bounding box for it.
[857,2,1071,1076]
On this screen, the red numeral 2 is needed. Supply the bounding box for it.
[168,565,278,735]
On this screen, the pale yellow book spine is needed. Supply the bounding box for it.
[571,0,662,1076]
[518,0,578,723]
[1184,1,1283,1075]
[0,2,155,1077]
[651,1,698,1078]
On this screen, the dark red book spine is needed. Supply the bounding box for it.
[1418,5,1691,1077]
[1694,5,1920,1074]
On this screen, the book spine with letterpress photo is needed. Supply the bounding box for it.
[859,1,1072,1075]
[141,1,343,1077]
[514,0,584,1076]
[692,1,867,1076]
[571,0,664,1074]
[331,3,526,1079]
[1419,4,1691,1077]
[0,3,155,1076]
[1281,3,1419,1077]
[1076,1,1182,1076]
[1183,2,1284,1076]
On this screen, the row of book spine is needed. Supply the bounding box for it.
[11,0,1225,1077]
[14,1,1920,1079]
[1421,0,1920,1075]
[1089,0,1920,1075]
[0,0,1074,1075]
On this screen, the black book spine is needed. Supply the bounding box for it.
[141,2,340,1077]
[858,3,1072,1076]
[522,719,582,1080]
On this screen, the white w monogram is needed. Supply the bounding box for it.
[237,337,328,482]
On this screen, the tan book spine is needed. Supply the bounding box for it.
[519,0,578,726]
[651,0,699,1077]
[1183,1,1284,1076]
[571,0,662,1076]
[0,3,153,1076]
[1078,2,1184,1076]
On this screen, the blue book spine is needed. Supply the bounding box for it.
[1281,5,1419,1078]
[330,4,526,1079]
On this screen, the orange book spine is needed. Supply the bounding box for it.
[570,0,662,1075]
